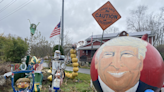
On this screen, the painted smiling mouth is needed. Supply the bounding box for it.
[108,71,127,78]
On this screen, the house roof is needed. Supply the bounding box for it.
[78,45,100,50]
[80,39,105,47]
[78,31,154,50]
[86,31,154,41]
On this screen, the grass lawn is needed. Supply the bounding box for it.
[66,64,90,69]
[42,71,93,92]
[78,66,90,69]
[60,71,92,92]
[2,70,93,92]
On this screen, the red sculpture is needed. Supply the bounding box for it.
[90,35,164,92]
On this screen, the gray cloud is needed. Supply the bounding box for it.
[0,0,164,44]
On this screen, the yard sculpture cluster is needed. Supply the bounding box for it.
[65,45,79,79]
[4,56,43,92]
[90,34,164,92]
[47,49,72,92]
[46,45,79,92]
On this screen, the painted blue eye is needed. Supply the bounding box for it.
[105,53,112,55]
[103,52,114,58]
[122,53,133,57]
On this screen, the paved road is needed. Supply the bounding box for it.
[43,62,48,67]
[43,62,90,74]
[65,66,90,74]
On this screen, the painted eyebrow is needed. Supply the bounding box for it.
[104,51,114,54]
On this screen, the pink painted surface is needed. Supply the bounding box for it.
[90,36,164,91]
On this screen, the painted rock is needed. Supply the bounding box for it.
[90,36,164,92]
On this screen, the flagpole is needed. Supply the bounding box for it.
[58,17,62,51]
[58,35,60,51]
[91,32,93,57]
[61,0,64,48]
[100,31,104,45]
[91,32,93,49]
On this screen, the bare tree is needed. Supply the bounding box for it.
[63,31,73,55]
[127,5,164,46]
[104,26,119,34]
[127,6,148,32]
[27,30,54,57]
[64,31,73,45]
[144,7,164,46]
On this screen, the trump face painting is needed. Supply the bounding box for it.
[95,37,147,92]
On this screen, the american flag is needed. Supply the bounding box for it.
[50,22,60,38]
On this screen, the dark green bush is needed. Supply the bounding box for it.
[0,35,28,63]
[53,45,64,55]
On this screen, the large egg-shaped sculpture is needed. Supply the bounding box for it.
[90,36,164,92]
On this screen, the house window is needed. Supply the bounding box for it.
[86,50,88,55]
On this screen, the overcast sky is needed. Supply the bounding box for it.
[0,0,164,45]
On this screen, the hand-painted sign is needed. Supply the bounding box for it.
[92,1,121,30]
[8,63,33,71]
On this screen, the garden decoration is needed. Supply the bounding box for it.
[28,19,40,36]
[52,70,62,92]
[47,50,61,82]
[15,78,30,91]
[29,56,43,92]
[8,58,35,92]
[4,60,33,84]
[52,50,63,92]
[33,59,43,92]
[46,50,66,91]
[90,34,164,92]
[11,70,34,92]
[47,50,66,82]
[65,44,79,79]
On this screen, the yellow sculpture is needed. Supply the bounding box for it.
[65,48,79,79]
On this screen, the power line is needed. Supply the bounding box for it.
[0,0,3,3]
[0,0,16,13]
[0,0,34,21]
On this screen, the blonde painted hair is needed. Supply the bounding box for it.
[96,37,147,60]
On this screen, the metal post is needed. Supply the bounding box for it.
[51,60,55,91]
[61,0,64,47]
[28,34,32,55]
[26,34,32,67]
[27,34,32,56]
[58,36,60,51]
[100,31,104,45]
[91,32,93,58]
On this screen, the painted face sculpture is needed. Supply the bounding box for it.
[90,36,164,92]
[16,78,30,89]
